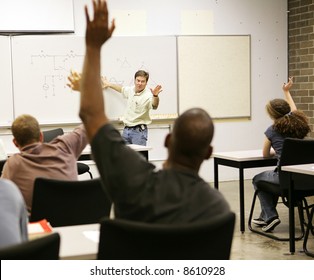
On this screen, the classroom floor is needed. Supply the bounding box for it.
[218,179,314,260]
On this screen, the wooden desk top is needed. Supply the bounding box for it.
[53,223,99,260]
[282,164,314,176]
[6,144,152,157]
[213,149,275,162]
[80,144,152,155]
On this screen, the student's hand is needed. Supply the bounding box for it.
[67,70,81,91]
[282,76,293,92]
[84,0,115,49]
[151,85,163,97]
[101,76,110,89]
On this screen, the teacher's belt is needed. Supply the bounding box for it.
[124,124,147,131]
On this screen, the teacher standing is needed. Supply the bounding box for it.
[68,69,162,146]
[102,70,162,146]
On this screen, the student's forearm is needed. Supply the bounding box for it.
[283,90,297,111]
[80,47,108,140]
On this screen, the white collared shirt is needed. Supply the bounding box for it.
[121,86,155,126]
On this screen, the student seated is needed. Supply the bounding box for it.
[252,77,311,232]
[77,0,231,223]
[0,179,28,249]
[1,114,88,212]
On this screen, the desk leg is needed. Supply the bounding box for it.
[214,158,219,189]
[288,174,295,254]
[239,167,245,233]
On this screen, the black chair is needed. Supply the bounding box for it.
[42,128,64,143]
[248,138,314,253]
[303,205,314,257]
[97,212,235,260]
[0,232,60,260]
[0,159,6,176]
[42,128,93,178]
[30,177,112,227]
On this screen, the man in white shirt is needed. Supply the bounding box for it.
[68,69,162,146]
[101,71,162,146]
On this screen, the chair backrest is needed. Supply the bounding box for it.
[42,128,64,143]
[279,138,314,192]
[0,232,60,260]
[30,177,112,227]
[97,212,235,260]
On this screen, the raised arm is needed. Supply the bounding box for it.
[150,84,162,109]
[101,76,123,93]
[282,76,297,112]
[79,0,115,142]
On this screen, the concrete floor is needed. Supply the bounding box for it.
[218,180,314,260]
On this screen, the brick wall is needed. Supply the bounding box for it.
[288,0,314,137]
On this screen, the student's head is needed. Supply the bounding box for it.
[165,108,214,171]
[266,99,311,138]
[134,70,149,93]
[266,98,290,120]
[11,114,42,148]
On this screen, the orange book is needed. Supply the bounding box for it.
[28,219,53,239]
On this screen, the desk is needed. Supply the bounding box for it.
[213,150,277,232]
[53,223,99,260]
[79,144,152,161]
[281,164,314,254]
[7,143,152,161]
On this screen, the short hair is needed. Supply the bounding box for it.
[172,108,214,159]
[11,114,41,147]
[134,70,149,82]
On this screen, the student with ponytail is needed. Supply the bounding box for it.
[252,77,311,232]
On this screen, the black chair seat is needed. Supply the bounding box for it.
[77,162,93,178]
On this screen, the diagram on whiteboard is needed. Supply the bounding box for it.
[11,35,178,124]
[30,50,84,98]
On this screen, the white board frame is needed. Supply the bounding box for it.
[177,35,251,119]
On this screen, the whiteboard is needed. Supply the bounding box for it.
[0,36,14,126]
[11,35,178,125]
[177,36,251,119]
[0,0,74,33]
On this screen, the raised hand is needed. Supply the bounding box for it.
[151,84,163,97]
[67,70,81,91]
[282,76,293,92]
[84,0,115,49]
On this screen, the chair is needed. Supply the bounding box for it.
[42,128,93,178]
[97,212,235,260]
[42,128,64,143]
[30,177,112,227]
[248,138,314,251]
[0,159,6,176]
[0,232,60,260]
[303,205,314,257]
